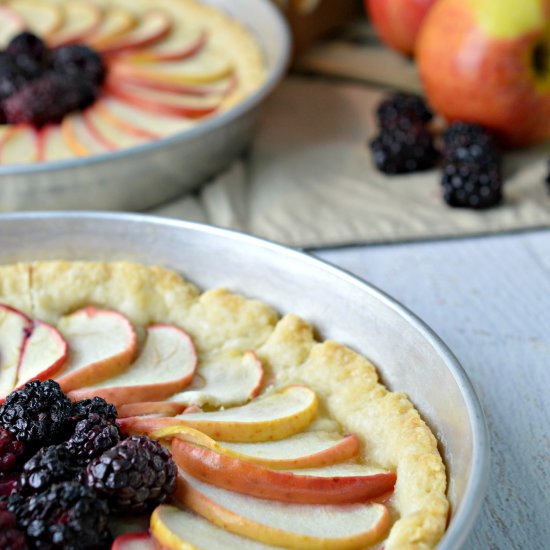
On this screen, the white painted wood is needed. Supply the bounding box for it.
[315,230,550,550]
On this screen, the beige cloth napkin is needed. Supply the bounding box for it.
[151,76,550,248]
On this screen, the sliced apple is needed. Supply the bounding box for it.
[127,26,207,62]
[62,112,109,157]
[16,320,67,387]
[0,304,32,398]
[41,124,76,162]
[108,70,235,97]
[68,324,197,408]
[7,0,63,38]
[55,307,137,393]
[98,10,171,54]
[112,532,156,550]
[172,439,395,504]
[48,0,102,47]
[86,6,137,49]
[177,471,391,549]
[82,106,152,149]
[118,400,186,418]
[167,350,264,408]
[156,424,362,470]
[119,385,318,443]
[94,98,193,138]
[0,6,25,48]
[110,47,233,85]
[105,80,221,118]
[0,126,39,165]
[151,505,276,550]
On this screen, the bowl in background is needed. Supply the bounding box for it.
[0,0,291,212]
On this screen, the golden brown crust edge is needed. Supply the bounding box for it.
[0,260,448,548]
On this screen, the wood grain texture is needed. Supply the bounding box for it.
[316,230,550,549]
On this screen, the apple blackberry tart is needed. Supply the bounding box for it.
[0,261,448,549]
[0,0,265,164]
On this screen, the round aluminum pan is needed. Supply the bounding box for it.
[0,212,489,549]
[0,0,291,213]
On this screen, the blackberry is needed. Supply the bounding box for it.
[0,380,72,448]
[376,93,433,127]
[85,435,177,514]
[66,414,121,466]
[18,445,82,495]
[441,122,503,209]
[442,122,500,163]
[0,428,26,474]
[3,74,97,126]
[441,159,503,209]
[12,481,111,549]
[370,124,439,174]
[0,505,27,550]
[0,54,30,101]
[70,398,118,425]
[6,32,48,62]
[49,45,106,86]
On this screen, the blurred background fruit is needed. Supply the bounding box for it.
[417,0,550,147]
[365,0,438,55]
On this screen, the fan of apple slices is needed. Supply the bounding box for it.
[0,0,265,164]
[0,302,396,548]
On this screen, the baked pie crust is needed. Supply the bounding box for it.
[0,260,448,548]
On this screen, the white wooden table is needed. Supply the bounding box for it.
[315,230,550,549]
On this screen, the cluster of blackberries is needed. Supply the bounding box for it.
[0,380,176,549]
[0,32,106,126]
[368,93,505,209]
[369,93,439,174]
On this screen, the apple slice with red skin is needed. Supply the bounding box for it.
[168,350,264,408]
[109,47,233,85]
[82,106,152,150]
[0,126,39,165]
[55,307,137,393]
[6,0,63,39]
[0,304,32,398]
[118,351,263,417]
[119,385,318,443]
[15,320,68,388]
[153,425,361,470]
[107,68,236,97]
[176,470,391,549]
[118,400,186,418]
[151,505,277,550]
[0,6,25,48]
[105,79,221,118]
[69,324,197,408]
[172,438,396,504]
[86,6,137,49]
[47,1,102,47]
[112,532,156,550]
[62,112,111,157]
[40,124,76,162]
[93,98,193,139]
[98,10,171,55]
[125,27,207,62]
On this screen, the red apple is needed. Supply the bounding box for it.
[417,0,550,146]
[366,0,438,55]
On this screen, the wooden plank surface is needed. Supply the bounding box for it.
[316,230,550,549]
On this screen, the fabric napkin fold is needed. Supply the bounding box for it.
[151,76,550,249]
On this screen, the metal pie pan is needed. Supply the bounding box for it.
[0,212,489,549]
[0,0,291,212]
